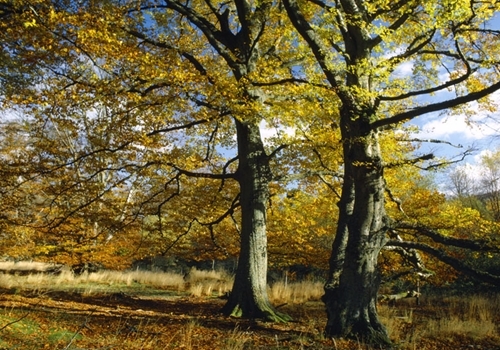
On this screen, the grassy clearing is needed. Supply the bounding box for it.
[0,269,188,294]
[0,263,498,349]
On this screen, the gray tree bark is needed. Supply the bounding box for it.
[323,106,391,345]
[282,0,392,342]
[221,119,290,322]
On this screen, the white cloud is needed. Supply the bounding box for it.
[472,149,493,163]
[452,162,484,182]
[415,90,500,142]
[259,119,295,142]
[417,112,498,141]
[393,61,413,77]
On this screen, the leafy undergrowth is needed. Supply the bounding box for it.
[0,272,498,349]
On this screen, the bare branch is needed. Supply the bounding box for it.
[318,174,341,198]
[197,194,240,227]
[126,29,215,84]
[161,218,196,256]
[397,138,465,148]
[383,153,434,169]
[146,115,224,136]
[415,148,475,171]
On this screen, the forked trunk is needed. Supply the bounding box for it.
[221,119,290,322]
[323,110,391,345]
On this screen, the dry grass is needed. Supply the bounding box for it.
[0,261,60,272]
[421,315,496,339]
[222,326,253,350]
[185,268,233,297]
[379,293,500,348]
[419,294,499,340]
[87,269,186,289]
[379,304,416,345]
[0,269,187,293]
[0,265,235,300]
[0,262,499,349]
[268,280,324,304]
[0,262,323,304]
[178,319,199,350]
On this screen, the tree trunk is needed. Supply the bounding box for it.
[221,119,291,322]
[323,108,391,345]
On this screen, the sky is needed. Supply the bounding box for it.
[412,93,500,161]
[400,12,500,190]
[409,97,500,191]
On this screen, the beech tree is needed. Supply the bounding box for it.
[0,0,320,321]
[119,0,308,321]
[283,0,500,344]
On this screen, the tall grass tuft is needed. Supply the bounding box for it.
[179,319,199,350]
[379,304,416,347]
[268,280,324,304]
[222,326,252,350]
[185,268,233,297]
[86,270,186,290]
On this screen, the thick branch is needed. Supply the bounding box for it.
[395,222,500,252]
[273,169,341,182]
[283,0,340,90]
[267,144,288,160]
[372,79,500,130]
[387,240,500,286]
[167,163,236,180]
[383,153,434,169]
[150,2,237,66]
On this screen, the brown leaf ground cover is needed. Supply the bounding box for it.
[0,287,499,350]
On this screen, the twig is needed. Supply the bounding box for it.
[0,297,44,332]
[0,310,31,332]
[62,309,96,350]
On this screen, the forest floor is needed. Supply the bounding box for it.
[0,270,498,349]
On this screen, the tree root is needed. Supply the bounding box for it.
[223,303,292,323]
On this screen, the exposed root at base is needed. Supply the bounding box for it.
[223,304,292,323]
